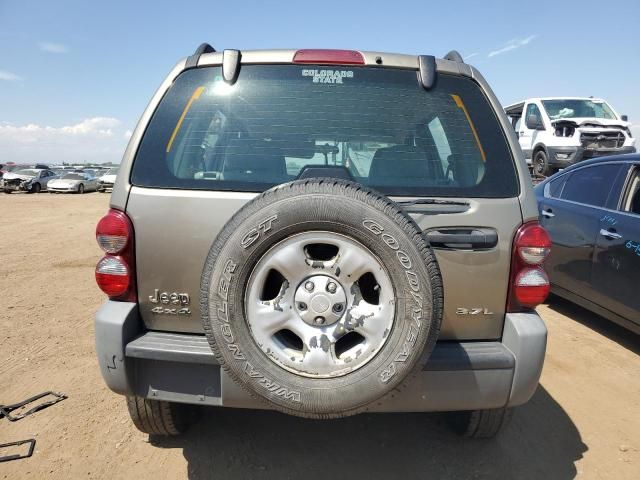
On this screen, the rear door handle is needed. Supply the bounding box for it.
[426,228,498,250]
[542,209,555,218]
[599,229,622,240]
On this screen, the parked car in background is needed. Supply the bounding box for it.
[505,97,636,176]
[1,168,58,193]
[535,154,640,333]
[47,172,98,193]
[97,167,119,192]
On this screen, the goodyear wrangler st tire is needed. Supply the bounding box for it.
[201,179,443,418]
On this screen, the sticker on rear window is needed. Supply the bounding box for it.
[302,69,354,84]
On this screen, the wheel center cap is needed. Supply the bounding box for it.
[310,295,331,313]
[294,275,347,326]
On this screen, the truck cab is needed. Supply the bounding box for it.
[505,97,636,176]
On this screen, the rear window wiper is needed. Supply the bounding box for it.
[395,198,470,214]
[396,198,469,207]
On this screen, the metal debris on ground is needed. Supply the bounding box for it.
[0,391,67,422]
[0,439,36,463]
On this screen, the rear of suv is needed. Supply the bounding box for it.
[94,45,549,438]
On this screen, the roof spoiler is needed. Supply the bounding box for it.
[185,43,216,69]
[443,50,464,63]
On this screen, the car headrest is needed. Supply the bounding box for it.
[368,145,430,186]
[222,138,288,183]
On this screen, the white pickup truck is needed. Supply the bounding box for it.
[505,97,636,176]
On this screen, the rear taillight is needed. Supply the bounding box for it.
[507,222,551,311]
[95,209,136,301]
[96,209,130,254]
[293,49,365,65]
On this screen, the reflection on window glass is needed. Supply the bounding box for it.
[542,99,616,120]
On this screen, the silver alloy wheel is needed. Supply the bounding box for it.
[245,231,395,379]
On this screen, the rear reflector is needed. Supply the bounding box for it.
[514,268,551,308]
[95,256,130,297]
[293,49,365,65]
[96,209,131,254]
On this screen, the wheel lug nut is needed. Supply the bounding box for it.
[326,282,337,293]
[314,316,325,325]
[332,303,344,313]
[304,281,315,292]
[298,302,307,311]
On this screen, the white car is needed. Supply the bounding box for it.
[97,167,119,192]
[47,172,98,194]
[505,97,636,176]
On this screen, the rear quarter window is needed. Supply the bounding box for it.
[131,65,519,198]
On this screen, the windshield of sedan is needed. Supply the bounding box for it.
[542,99,617,120]
[61,174,86,180]
[14,169,38,177]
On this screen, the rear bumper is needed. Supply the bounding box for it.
[547,145,636,168]
[97,182,114,191]
[95,302,547,412]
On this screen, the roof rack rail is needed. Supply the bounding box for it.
[185,43,216,69]
[443,50,464,63]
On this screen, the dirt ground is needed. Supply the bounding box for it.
[0,192,638,480]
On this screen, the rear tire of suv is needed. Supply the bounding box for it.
[447,407,513,438]
[201,179,443,419]
[125,396,192,436]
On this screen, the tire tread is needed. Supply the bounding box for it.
[125,396,187,436]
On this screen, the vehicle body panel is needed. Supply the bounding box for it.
[536,155,640,330]
[539,191,602,296]
[128,187,522,339]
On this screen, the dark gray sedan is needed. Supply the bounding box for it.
[535,154,640,333]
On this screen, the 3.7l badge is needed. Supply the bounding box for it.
[456,307,493,315]
[149,289,191,316]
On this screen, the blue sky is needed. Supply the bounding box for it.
[1,0,639,164]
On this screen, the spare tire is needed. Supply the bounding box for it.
[201,179,443,418]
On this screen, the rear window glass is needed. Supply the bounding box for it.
[131,65,518,197]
